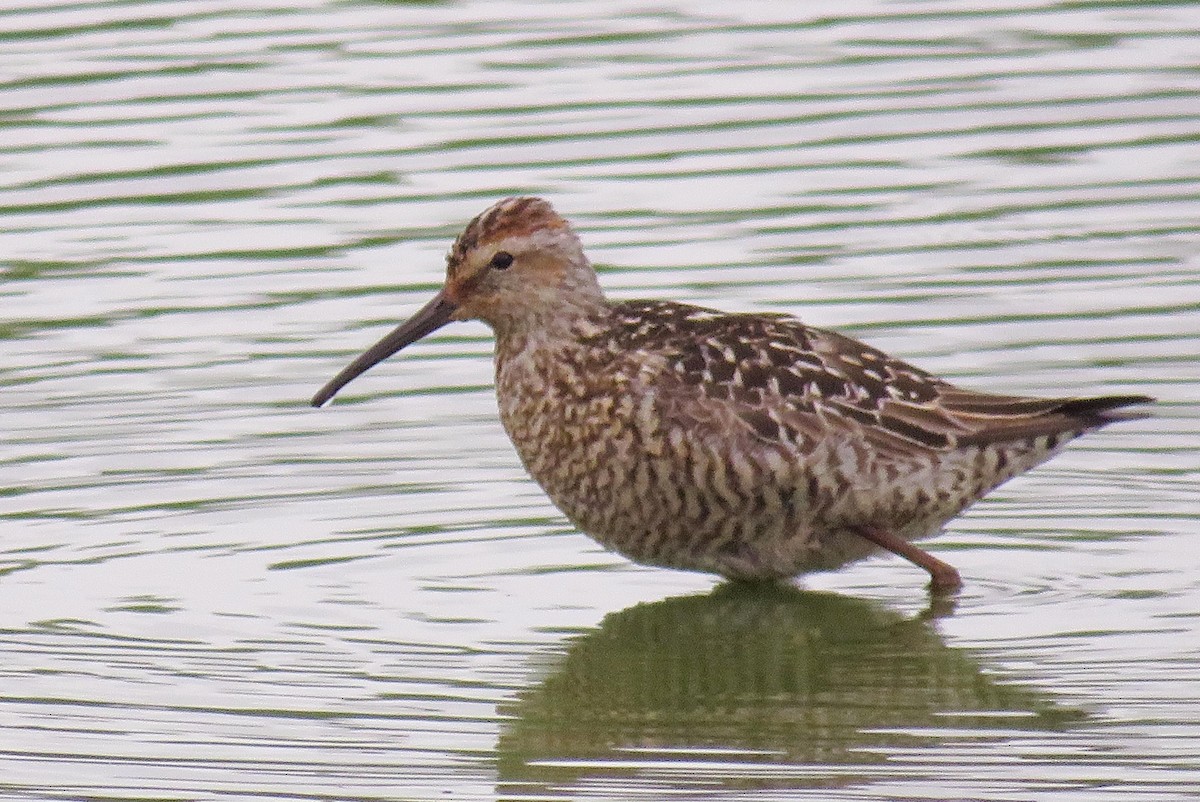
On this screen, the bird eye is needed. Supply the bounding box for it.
[489,251,514,270]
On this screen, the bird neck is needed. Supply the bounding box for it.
[492,292,609,343]
[488,258,609,343]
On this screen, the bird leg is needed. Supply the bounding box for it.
[856,525,962,594]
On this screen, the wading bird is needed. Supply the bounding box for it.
[313,197,1151,593]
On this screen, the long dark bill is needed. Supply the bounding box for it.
[311,290,457,407]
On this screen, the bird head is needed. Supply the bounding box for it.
[311,196,600,407]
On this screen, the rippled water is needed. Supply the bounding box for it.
[1,0,1198,799]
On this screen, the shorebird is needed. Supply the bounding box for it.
[312,197,1151,593]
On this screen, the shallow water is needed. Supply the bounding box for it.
[1,0,1198,799]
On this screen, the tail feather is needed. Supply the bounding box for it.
[1052,394,1155,423]
[953,393,1153,448]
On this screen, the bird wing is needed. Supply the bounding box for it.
[606,300,1149,460]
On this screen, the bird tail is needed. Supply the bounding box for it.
[949,393,1153,448]
[1052,394,1155,426]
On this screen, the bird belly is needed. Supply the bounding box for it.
[492,341,1065,581]
[495,354,890,579]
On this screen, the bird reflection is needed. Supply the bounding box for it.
[496,583,1080,795]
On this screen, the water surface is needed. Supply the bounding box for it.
[1,0,1198,799]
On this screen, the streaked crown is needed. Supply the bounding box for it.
[448,196,570,268]
[441,196,603,329]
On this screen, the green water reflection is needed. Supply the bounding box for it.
[498,584,1079,793]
